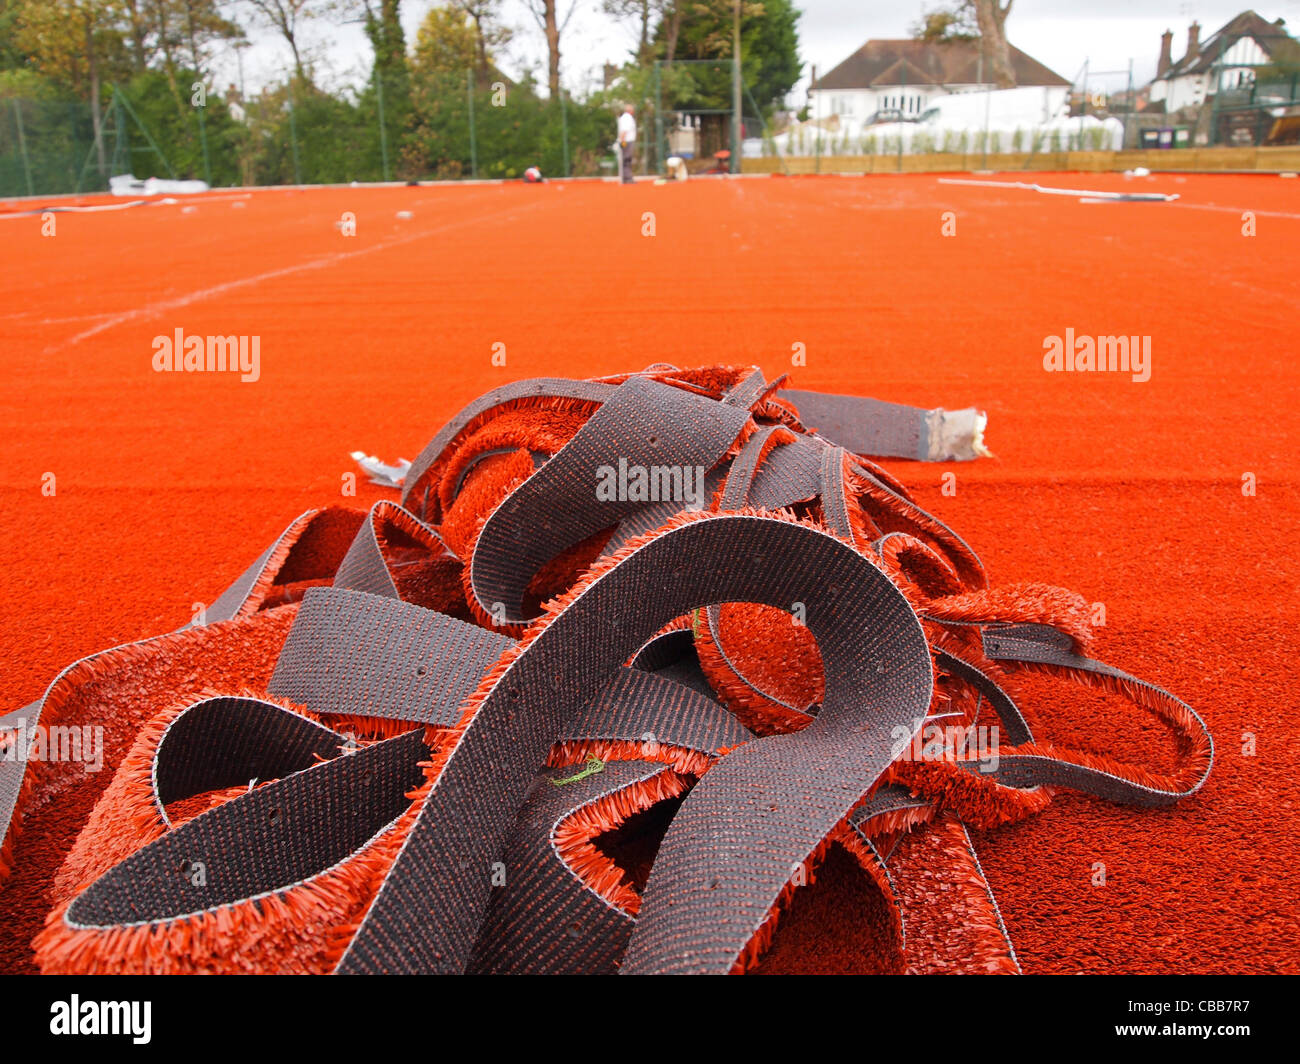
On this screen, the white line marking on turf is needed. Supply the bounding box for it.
[937,176,1300,218]
[46,196,548,355]
[0,198,153,218]
[937,177,1177,201]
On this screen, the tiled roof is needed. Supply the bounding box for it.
[812,39,1070,90]
[1159,10,1300,80]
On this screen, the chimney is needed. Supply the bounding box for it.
[1157,29,1173,77]
[1185,21,1200,62]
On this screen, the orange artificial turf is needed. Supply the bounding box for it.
[2,172,1297,973]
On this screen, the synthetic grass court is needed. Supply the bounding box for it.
[1,172,1296,973]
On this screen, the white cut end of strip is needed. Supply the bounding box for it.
[350,451,412,488]
[925,408,991,462]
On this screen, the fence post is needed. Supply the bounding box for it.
[981,41,992,169]
[12,99,34,196]
[112,91,128,175]
[376,69,390,181]
[745,82,788,176]
[560,88,570,177]
[1125,59,1133,149]
[730,7,741,176]
[197,103,212,186]
[654,62,664,174]
[467,69,478,179]
[287,88,303,185]
[814,79,820,173]
[897,62,906,172]
[76,93,117,193]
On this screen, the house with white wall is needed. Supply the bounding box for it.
[808,38,1070,135]
[1148,11,1300,113]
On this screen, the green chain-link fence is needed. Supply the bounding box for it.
[0,66,664,197]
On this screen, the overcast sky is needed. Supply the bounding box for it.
[213,0,1300,99]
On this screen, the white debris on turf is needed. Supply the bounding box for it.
[925,407,992,462]
[109,174,210,196]
[350,451,411,488]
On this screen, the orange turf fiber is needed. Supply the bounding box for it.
[1,172,1297,974]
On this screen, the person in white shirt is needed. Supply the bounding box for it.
[616,105,636,184]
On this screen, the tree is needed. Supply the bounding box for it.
[120,66,245,182]
[971,0,1014,88]
[11,0,130,92]
[660,0,800,111]
[120,0,150,69]
[350,0,409,180]
[178,0,243,80]
[405,3,478,178]
[411,4,478,75]
[147,0,186,99]
[358,0,405,79]
[603,0,657,65]
[107,3,241,113]
[11,0,135,174]
[449,1,512,86]
[915,2,1014,86]
[522,0,576,99]
[661,0,683,63]
[243,0,323,82]
[357,0,408,117]
[910,3,977,43]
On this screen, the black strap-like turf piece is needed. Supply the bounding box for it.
[59,568,754,958]
[153,696,344,825]
[331,500,451,597]
[697,418,986,719]
[29,369,1214,977]
[973,623,1213,805]
[469,759,677,974]
[402,369,980,520]
[65,726,430,929]
[468,376,751,622]
[403,378,616,520]
[0,508,342,890]
[628,628,720,699]
[702,425,819,717]
[471,672,750,974]
[337,512,932,974]
[617,534,932,971]
[781,389,932,460]
[561,666,751,754]
[932,649,1035,747]
[780,388,983,462]
[269,588,511,726]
